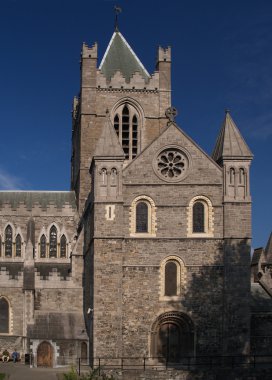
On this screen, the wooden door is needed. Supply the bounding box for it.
[37,341,53,367]
[158,322,181,362]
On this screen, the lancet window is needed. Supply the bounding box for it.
[113,103,139,160]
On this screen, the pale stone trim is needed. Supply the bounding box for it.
[129,195,157,237]
[159,256,186,301]
[0,295,13,335]
[105,205,116,221]
[187,195,214,237]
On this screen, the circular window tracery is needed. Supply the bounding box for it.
[153,147,190,182]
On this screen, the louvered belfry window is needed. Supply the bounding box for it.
[5,225,12,257]
[114,104,138,160]
[136,202,148,233]
[165,261,178,296]
[0,298,9,333]
[15,234,21,257]
[49,226,57,258]
[193,202,205,233]
[60,235,67,258]
[40,235,46,258]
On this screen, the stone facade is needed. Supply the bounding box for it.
[0,27,269,373]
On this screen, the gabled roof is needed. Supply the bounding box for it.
[212,111,253,163]
[99,31,150,82]
[93,113,124,158]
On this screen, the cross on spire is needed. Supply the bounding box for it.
[114,5,122,31]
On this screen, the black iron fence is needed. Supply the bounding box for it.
[74,355,272,375]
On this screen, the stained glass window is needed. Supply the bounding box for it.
[193,202,205,233]
[40,235,46,258]
[132,115,138,158]
[60,235,67,258]
[49,226,57,258]
[114,115,119,137]
[136,202,148,233]
[5,225,12,257]
[15,234,21,257]
[122,105,130,159]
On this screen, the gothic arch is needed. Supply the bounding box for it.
[150,311,194,361]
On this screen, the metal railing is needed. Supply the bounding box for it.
[74,355,272,375]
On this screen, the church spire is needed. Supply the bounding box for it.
[99,30,150,82]
[212,110,253,165]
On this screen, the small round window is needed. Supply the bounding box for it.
[153,146,190,182]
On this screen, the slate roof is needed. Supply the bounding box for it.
[251,283,272,312]
[212,111,253,163]
[0,191,76,209]
[99,31,150,82]
[93,114,124,158]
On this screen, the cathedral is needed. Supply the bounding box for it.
[0,24,271,370]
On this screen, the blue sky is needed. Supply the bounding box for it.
[0,0,271,248]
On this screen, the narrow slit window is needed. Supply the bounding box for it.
[15,234,21,257]
[60,235,67,258]
[0,236,2,257]
[193,202,205,233]
[165,261,178,296]
[114,115,119,137]
[136,202,148,233]
[5,225,12,257]
[49,226,57,258]
[132,115,138,158]
[40,235,46,258]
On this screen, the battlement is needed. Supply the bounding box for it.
[96,70,159,90]
[82,42,98,59]
[157,46,171,63]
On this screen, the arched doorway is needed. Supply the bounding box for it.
[151,312,194,363]
[37,341,53,367]
[81,342,88,364]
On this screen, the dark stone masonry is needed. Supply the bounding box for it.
[0,24,271,378]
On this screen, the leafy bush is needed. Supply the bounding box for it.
[62,367,78,380]
[61,367,117,380]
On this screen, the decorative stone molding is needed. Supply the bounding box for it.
[159,256,186,301]
[187,195,214,238]
[129,195,157,237]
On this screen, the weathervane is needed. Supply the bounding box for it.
[114,5,122,31]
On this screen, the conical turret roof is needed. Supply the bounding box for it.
[264,233,272,263]
[212,111,253,163]
[93,112,124,158]
[99,31,150,82]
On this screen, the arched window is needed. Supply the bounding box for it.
[60,235,67,258]
[193,202,205,233]
[40,235,46,258]
[187,196,214,237]
[230,168,235,184]
[0,298,9,334]
[239,168,245,185]
[0,236,2,257]
[15,234,21,257]
[100,168,107,186]
[110,168,117,186]
[136,202,148,233]
[113,103,140,160]
[49,226,57,258]
[165,261,178,296]
[161,256,186,299]
[5,225,13,257]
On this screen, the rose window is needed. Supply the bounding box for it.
[154,147,189,182]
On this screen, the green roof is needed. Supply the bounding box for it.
[99,31,150,82]
[0,191,76,210]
